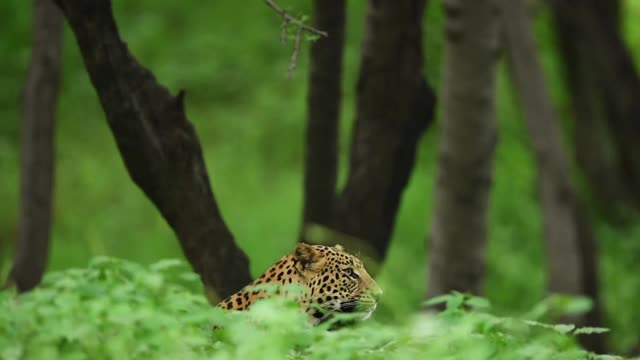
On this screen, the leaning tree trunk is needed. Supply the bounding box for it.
[302,0,345,235]
[501,0,606,352]
[550,0,640,217]
[6,0,63,293]
[55,0,251,301]
[426,0,500,298]
[333,0,436,260]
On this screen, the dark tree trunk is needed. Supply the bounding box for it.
[6,0,63,293]
[55,0,251,301]
[551,0,640,217]
[502,0,606,352]
[426,0,500,298]
[333,0,435,259]
[302,0,345,235]
[574,201,608,352]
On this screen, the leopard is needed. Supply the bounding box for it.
[217,242,382,325]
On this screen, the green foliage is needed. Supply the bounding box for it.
[525,294,594,322]
[0,258,628,360]
[1,0,640,355]
[0,257,214,359]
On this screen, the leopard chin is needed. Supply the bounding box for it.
[360,303,377,321]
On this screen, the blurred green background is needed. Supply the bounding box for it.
[1,0,640,352]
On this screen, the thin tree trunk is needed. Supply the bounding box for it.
[426,0,499,298]
[574,201,607,352]
[502,0,606,352]
[6,0,63,293]
[333,0,435,259]
[551,0,640,216]
[302,0,345,235]
[55,0,251,301]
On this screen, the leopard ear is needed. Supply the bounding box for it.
[334,244,345,252]
[294,243,320,268]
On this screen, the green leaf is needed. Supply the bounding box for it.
[424,294,451,307]
[465,296,491,310]
[446,292,466,311]
[552,324,575,334]
[573,327,610,335]
[150,259,185,272]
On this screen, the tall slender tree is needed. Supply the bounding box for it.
[6,0,63,292]
[427,0,500,298]
[502,0,606,352]
[302,0,345,233]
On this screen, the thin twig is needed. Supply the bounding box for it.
[280,17,289,45]
[288,26,303,79]
[264,0,328,79]
[264,0,328,37]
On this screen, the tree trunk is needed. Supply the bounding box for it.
[502,0,606,352]
[333,0,436,259]
[555,0,632,216]
[55,0,251,301]
[426,0,499,298]
[551,0,640,217]
[302,0,345,234]
[6,0,63,293]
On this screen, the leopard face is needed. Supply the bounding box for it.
[217,243,382,325]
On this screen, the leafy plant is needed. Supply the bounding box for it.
[0,258,630,359]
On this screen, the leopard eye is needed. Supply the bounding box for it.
[345,268,359,279]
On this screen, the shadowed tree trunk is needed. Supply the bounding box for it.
[502,0,606,352]
[300,1,381,268]
[6,0,63,293]
[55,0,251,301]
[551,0,640,217]
[552,0,631,216]
[426,0,500,298]
[302,0,345,234]
[332,0,436,259]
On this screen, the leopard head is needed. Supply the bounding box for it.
[293,243,382,324]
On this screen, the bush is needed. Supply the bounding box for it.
[0,258,628,359]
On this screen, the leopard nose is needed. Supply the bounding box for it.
[372,287,383,302]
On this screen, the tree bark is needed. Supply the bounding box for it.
[302,0,345,233]
[501,0,606,352]
[426,0,499,298]
[6,0,63,293]
[551,0,640,216]
[55,0,251,301]
[333,0,436,259]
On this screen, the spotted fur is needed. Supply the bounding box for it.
[217,243,382,324]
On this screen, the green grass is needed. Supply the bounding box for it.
[1,0,640,355]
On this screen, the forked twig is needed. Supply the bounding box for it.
[264,0,328,37]
[263,0,328,78]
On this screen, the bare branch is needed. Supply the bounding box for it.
[280,16,289,45]
[264,0,328,78]
[264,0,328,37]
[288,26,303,79]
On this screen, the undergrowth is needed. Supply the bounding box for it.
[0,258,629,359]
